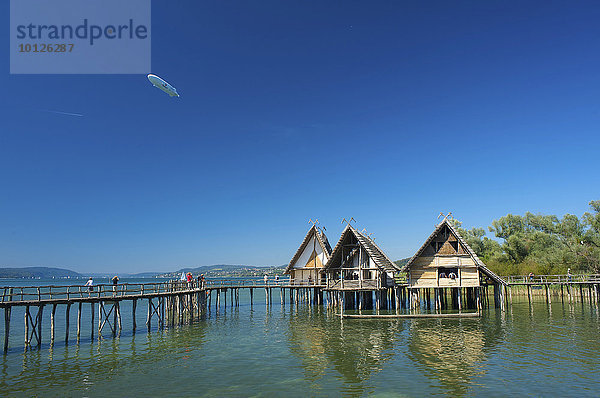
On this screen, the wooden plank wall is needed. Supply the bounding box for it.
[409,255,480,288]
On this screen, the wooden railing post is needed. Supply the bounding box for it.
[4,288,13,352]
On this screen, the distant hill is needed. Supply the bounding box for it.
[180,264,284,272]
[126,272,163,278]
[158,264,286,278]
[394,257,411,268]
[82,272,164,279]
[0,267,81,279]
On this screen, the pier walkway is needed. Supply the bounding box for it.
[0,279,326,353]
[500,273,600,306]
[2,274,600,353]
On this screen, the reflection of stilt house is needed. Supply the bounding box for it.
[284,225,332,285]
[402,217,507,310]
[325,225,400,291]
[406,321,489,396]
[287,306,402,387]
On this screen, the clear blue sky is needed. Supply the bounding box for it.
[1,1,599,273]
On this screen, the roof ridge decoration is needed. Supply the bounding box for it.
[284,224,332,274]
[402,217,506,285]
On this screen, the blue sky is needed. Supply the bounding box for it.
[1,1,599,273]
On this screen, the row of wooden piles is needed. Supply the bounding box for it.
[325,285,504,312]
[2,289,211,353]
[506,283,600,305]
[210,287,325,308]
[405,286,501,311]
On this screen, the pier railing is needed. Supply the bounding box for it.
[204,278,289,287]
[327,280,380,290]
[326,267,384,290]
[287,279,325,287]
[0,278,324,304]
[502,274,600,285]
[0,281,202,304]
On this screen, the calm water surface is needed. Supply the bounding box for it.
[1,279,599,397]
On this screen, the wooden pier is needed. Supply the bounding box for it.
[0,279,336,353]
[0,281,209,352]
[502,274,600,306]
[3,274,600,353]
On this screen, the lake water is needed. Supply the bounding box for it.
[1,279,599,397]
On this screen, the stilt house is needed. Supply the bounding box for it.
[401,217,507,311]
[324,225,400,290]
[402,217,504,288]
[285,225,332,285]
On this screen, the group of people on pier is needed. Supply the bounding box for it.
[82,275,120,295]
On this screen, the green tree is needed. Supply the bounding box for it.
[444,203,599,276]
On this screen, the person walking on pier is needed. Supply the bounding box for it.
[112,275,119,296]
[567,268,572,282]
[264,274,268,285]
[85,277,94,296]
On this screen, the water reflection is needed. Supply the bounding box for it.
[287,307,404,396]
[287,308,328,383]
[406,316,505,396]
[0,323,208,395]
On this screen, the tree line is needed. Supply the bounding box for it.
[453,200,600,276]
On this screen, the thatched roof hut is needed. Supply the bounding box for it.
[324,224,400,290]
[402,217,505,288]
[284,224,332,284]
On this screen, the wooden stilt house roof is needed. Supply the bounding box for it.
[324,225,400,273]
[284,225,332,275]
[402,218,506,285]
